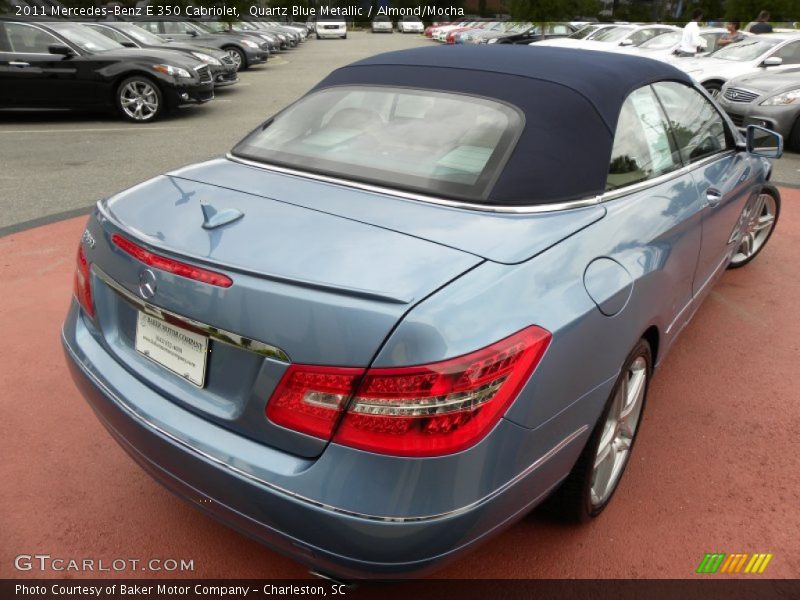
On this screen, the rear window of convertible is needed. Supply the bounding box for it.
[232,86,523,201]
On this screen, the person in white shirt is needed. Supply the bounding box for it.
[676,9,705,56]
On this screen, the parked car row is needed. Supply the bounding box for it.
[531,23,800,150]
[424,19,800,150]
[0,16,312,123]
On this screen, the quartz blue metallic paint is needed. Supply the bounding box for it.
[61,50,781,579]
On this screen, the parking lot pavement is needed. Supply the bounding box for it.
[0,31,429,233]
[1,188,798,579]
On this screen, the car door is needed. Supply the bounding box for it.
[652,81,755,297]
[604,85,703,339]
[0,21,77,108]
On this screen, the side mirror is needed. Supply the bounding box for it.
[762,56,782,67]
[187,29,198,37]
[48,44,74,57]
[619,38,633,46]
[746,125,783,158]
[120,41,137,48]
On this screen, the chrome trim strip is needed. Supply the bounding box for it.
[64,333,588,523]
[601,151,736,202]
[93,266,291,363]
[224,154,603,215]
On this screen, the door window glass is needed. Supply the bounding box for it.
[771,41,800,65]
[5,22,60,54]
[607,86,681,190]
[653,82,731,163]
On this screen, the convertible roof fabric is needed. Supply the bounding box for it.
[313,45,694,205]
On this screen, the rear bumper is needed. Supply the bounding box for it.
[62,302,593,578]
[316,28,346,38]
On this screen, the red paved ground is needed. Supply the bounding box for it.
[1,189,798,580]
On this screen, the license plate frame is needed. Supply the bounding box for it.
[135,310,209,388]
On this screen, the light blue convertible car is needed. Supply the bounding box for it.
[62,46,782,579]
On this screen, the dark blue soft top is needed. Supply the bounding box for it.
[313,45,695,205]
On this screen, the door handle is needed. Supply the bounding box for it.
[705,188,723,208]
[9,61,30,68]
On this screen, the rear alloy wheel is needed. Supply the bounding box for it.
[789,116,800,152]
[703,81,723,99]
[551,339,652,521]
[116,77,162,123]
[225,47,247,71]
[728,189,780,268]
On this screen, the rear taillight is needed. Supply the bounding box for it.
[266,365,363,439]
[73,245,94,317]
[266,326,551,456]
[111,234,233,288]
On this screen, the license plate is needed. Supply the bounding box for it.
[135,311,208,387]
[325,25,338,29]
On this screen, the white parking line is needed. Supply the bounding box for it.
[0,127,187,134]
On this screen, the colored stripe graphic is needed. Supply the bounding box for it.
[698,553,773,574]
[697,553,726,574]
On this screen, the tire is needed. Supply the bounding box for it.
[789,116,800,152]
[316,33,320,40]
[224,46,247,72]
[116,76,163,123]
[702,80,723,99]
[728,187,780,269]
[342,34,347,39]
[550,339,652,522]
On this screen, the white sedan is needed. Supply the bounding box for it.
[532,24,679,50]
[672,33,800,97]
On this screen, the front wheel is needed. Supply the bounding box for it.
[224,47,247,72]
[703,80,723,99]
[728,188,780,268]
[553,339,652,521]
[116,76,163,123]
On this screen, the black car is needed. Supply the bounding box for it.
[0,19,214,122]
[491,22,578,44]
[133,20,269,71]
[85,22,238,88]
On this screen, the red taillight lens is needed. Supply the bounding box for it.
[111,234,232,288]
[267,365,364,439]
[73,245,95,317]
[266,326,551,456]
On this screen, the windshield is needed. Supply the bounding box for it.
[592,26,634,43]
[233,86,522,201]
[402,16,421,22]
[194,21,221,33]
[569,24,600,39]
[709,38,779,61]
[639,31,680,49]
[47,22,122,52]
[116,23,166,46]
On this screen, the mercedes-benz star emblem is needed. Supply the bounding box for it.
[138,269,157,300]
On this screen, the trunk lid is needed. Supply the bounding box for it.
[172,158,607,265]
[90,173,481,458]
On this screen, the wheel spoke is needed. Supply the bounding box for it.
[753,214,774,232]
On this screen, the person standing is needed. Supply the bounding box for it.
[676,9,705,57]
[718,21,745,47]
[750,11,774,33]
